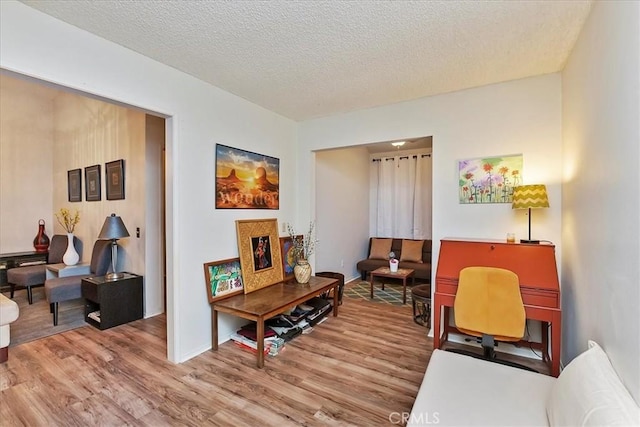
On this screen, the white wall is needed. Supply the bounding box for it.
[315,146,370,282]
[562,1,640,401]
[145,114,166,316]
[0,74,55,253]
[299,74,564,303]
[0,1,298,362]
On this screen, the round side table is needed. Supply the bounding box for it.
[411,284,431,326]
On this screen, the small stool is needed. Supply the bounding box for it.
[411,284,431,326]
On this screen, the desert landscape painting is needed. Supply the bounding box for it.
[215,144,280,209]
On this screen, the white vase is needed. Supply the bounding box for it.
[294,259,312,284]
[390,260,399,272]
[63,232,80,266]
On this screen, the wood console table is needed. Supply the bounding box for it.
[211,275,339,368]
[434,238,562,376]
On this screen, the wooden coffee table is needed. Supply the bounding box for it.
[370,267,415,304]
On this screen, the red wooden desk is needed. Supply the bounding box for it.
[433,238,562,377]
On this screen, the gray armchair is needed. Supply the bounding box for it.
[7,235,80,304]
[44,240,111,326]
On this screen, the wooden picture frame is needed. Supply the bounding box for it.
[203,257,244,303]
[279,235,301,282]
[215,144,280,209]
[236,218,283,293]
[85,164,101,202]
[105,159,125,200]
[67,169,82,202]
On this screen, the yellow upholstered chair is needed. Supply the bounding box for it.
[453,266,530,368]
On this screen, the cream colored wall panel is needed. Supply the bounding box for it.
[0,74,55,253]
[53,92,146,276]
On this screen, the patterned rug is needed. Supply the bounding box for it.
[344,281,413,306]
[4,287,86,346]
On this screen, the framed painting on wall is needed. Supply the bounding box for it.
[67,169,82,202]
[85,164,101,202]
[105,159,125,200]
[458,154,523,204]
[215,144,280,209]
[203,257,244,303]
[236,218,283,293]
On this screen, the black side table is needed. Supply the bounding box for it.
[81,273,143,330]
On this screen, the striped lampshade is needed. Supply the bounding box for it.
[512,185,550,209]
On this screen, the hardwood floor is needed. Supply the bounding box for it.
[1,293,550,426]
[1,297,432,426]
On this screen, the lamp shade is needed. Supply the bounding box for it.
[98,213,130,240]
[512,185,550,209]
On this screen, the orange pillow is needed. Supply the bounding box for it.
[369,238,393,260]
[400,239,424,263]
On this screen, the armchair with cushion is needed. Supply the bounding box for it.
[44,240,111,326]
[7,234,80,304]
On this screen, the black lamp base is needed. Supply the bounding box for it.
[520,239,541,244]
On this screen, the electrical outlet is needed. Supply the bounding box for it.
[281,221,287,233]
[341,259,344,267]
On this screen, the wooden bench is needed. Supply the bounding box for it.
[211,275,339,368]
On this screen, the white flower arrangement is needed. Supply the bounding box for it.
[389,251,399,264]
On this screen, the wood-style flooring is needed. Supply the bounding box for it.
[1,294,548,426]
[1,297,431,426]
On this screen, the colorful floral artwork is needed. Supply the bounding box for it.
[458,154,523,204]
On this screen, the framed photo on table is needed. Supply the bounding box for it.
[203,257,244,303]
[236,218,283,293]
[105,159,125,200]
[279,235,301,281]
[67,169,82,202]
[85,164,101,201]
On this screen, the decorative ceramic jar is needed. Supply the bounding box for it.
[294,259,312,284]
[389,259,399,272]
[33,219,50,253]
[63,233,80,266]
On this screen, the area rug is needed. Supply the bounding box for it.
[4,287,86,347]
[344,281,413,306]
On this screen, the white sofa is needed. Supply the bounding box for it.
[408,341,640,426]
[0,293,19,362]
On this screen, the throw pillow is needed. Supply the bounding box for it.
[546,340,640,426]
[369,238,393,260]
[400,239,424,263]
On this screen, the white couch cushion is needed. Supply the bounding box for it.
[408,349,555,426]
[547,340,640,426]
[0,293,19,347]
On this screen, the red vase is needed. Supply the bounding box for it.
[33,219,50,253]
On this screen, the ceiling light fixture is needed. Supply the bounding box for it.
[391,141,406,147]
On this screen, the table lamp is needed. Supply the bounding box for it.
[511,184,549,244]
[98,213,130,280]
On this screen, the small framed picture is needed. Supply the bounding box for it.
[204,257,244,303]
[67,169,82,202]
[105,159,125,200]
[279,235,301,282]
[85,164,101,202]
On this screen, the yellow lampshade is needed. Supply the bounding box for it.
[511,184,549,244]
[512,185,550,209]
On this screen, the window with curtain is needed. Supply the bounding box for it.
[370,153,432,239]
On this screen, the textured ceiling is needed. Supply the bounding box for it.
[20,0,592,121]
